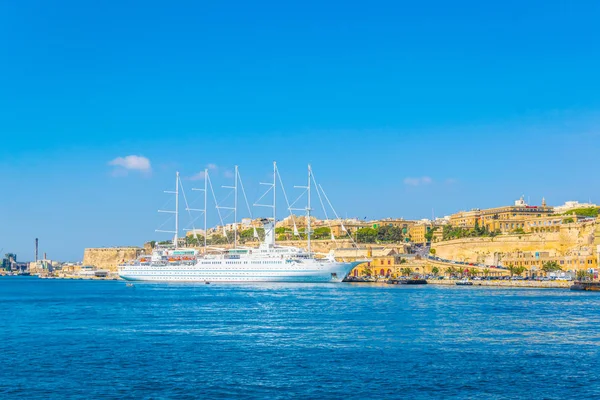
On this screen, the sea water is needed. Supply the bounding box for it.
[1,277,599,399]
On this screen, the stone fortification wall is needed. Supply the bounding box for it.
[83,247,144,272]
[271,239,355,253]
[197,239,357,254]
[432,222,596,263]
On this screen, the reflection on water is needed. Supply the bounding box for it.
[1,277,600,399]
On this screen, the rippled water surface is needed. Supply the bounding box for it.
[1,277,600,399]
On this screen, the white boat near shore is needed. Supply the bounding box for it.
[119,163,365,283]
[456,278,474,286]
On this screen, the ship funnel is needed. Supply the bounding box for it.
[262,219,275,247]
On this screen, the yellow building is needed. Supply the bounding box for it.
[334,246,422,278]
[329,219,370,237]
[450,197,554,234]
[410,223,433,244]
[501,251,597,274]
[449,209,481,228]
[276,215,317,229]
[432,228,444,243]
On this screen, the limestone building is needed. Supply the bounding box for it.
[450,197,554,233]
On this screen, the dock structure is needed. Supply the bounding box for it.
[570,281,600,291]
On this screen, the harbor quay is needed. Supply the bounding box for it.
[426,279,571,289]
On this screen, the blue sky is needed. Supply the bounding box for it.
[1,0,599,261]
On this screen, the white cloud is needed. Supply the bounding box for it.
[108,155,151,175]
[445,178,458,185]
[403,176,432,186]
[189,171,207,181]
[188,163,218,180]
[223,170,234,179]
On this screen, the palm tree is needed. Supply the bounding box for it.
[541,261,562,275]
[444,266,456,277]
[483,268,490,278]
[400,267,412,277]
[507,265,515,276]
[508,264,526,277]
[576,269,591,281]
[431,266,440,276]
[363,265,372,277]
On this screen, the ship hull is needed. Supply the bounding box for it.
[118,261,362,283]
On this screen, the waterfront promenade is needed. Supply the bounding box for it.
[427,279,570,289]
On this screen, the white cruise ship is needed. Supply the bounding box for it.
[118,220,362,282]
[118,163,366,283]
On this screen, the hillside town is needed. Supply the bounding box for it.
[6,197,598,284]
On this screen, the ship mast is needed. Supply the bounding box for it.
[254,161,278,247]
[234,165,238,249]
[204,168,208,252]
[307,165,312,255]
[175,171,179,248]
[188,168,209,254]
[218,166,238,248]
[157,171,180,248]
[273,161,277,224]
[290,164,313,255]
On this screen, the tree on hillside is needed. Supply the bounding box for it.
[474,219,485,236]
[275,227,288,235]
[238,228,265,243]
[209,234,228,245]
[424,227,438,242]
[313,227,331,240]
[185,235,201,247]
[377,225,403,242]
[562,207,599,218]
[356,227,378,243]
[429,248,436,255]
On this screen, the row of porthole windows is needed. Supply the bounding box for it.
[124,265,299,271]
